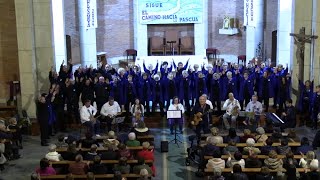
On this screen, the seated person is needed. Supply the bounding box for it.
[84,144,99,161]
[113,157,130,174]
[255,127,268,144]
[299,150,316,168]
[100,144,118,160]
[100,96,122,132]
[208,167,225,180]
[137,142,155,176]
[118,143,132,160]
[7,117,23,148]
[261,138,276,155]
[89,155,107,174]
[271,128,283,143]
[35,158,56,176]
[79,132,99,149]
[133,158,152,175]
[245,95,263,126]
[137,168,149,180]
[227,164,249,180]
[300,159,320,179]
[276,139,291,155]
[206,127,223,144]
[203,136,220,156]
[62,143,78,161]
[131,98,145,126]
[55,135,68,148]
[264,150,283,170]
[224,128,240,143]
[222,140,239,155]
[245,151,262,168]
[80,99,100,136]
[282,150,298,169]
[45,144,63,162]
[206,150,225,170]
[226,151,245,168]
[134,121,149,137]
[240,129,254,143]
[222,93,241,129]
[296,137,313,154]
[126,132,140,147]
[287,129,300,142]
[68,154,89,175]
[243,138,261,155]
[255,166,273,180]
[103,131,119,150]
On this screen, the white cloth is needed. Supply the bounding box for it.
[168,103,185,114]
[222,99,240,115]
[245,101,263,114]
[100,101,121,117]
[45,151,62,162]
[206,100,214,109]
[80,105,97,124]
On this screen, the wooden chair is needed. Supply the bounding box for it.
[238,55,246,65]
[126,49,137,62]
[148,37,166,55]
[206,48,217,60]
[179,37,194,55]
[40,174,151,180]
[165,30,179,55]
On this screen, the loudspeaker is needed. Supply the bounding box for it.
[161,141,168,152]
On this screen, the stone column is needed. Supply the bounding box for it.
[133,0,148,57]
[194,0,208,56]
[52,0,67,71]
[311,0,320,85]
[244,0,264,60]
[15,0,54,118]
[277,0,294,68]
[78,0,98,68]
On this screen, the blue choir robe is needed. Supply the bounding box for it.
[143,62,158,76]
[297,80,314,112]
[124,81,137,103]
[139,78,152,102]
[160,65,173,79]
[194,77,208,99]
[276,77,291,104]
[258,76,274,98]
[179,77,192,100]
[238,76,255,101]
[110,81,124,105]
[210,78,223,101]
[163,78,177,101]
[222,77,238,100]
[151,79,164,103]
[173,60,189,78]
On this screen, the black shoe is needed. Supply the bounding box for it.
[41,142,49,146]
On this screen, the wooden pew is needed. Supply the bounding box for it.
[201,132,288,140]
[88,135,155,143]
[204,155,303,160]
[40,174,151,180]
[56,146,154,153]
[205,168,307,174]
[200,142,301,148]
[51,159,153,166]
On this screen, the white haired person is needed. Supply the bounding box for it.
[223,71,238,100]
[301,159,320,179]
[222,93,241,129]
[173,58,189,77]
[243,138,261,155]
[126,132,140,147]
[168,96,185,134]
[45,144,63,162]
[151,74,165,117]
[143,59,158,77]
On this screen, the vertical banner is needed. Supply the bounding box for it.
[244,0,254,26]
[80,0,98,29]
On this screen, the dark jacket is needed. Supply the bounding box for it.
[89,163,108,174]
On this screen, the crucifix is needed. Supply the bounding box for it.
[290,27,318,81]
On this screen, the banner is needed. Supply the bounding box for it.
[80,0,98,29]
[139,0,203,24]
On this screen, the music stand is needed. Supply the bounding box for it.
[167,110,183,147]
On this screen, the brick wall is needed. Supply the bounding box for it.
[0,0,19,101]
[64,0,277,62]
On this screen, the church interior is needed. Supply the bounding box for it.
[1,0,320,179]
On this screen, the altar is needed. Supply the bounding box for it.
[136,55,208,72]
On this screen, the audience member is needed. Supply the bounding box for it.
[103,131,119,150]
[255,166,273,180]
[264,150,283,170]
[261,138,276,155]
[62,143,78,161]
[100,144,118,160]
[226,151,245,168]
[299,150,316,168]
[240,129,254,143]
[300,159,320,179]
[68,154,89,175]
[113,157,130,174]
[134,121,149,136]
[282,151,298,169]
[203,136,220,156]
[133,158,152,175]
[35,158,56,176]
[80,132,99,149]
[245,151,262,168]
[287,129,300,142]
[206,127,223,144]
[45,144,63,162]
[276,139,291,155]
[137,168,149,180]
[88,155,107,174]
[56,135,68,148]
[243,138,261,155]
[228,164,248,180]
[224,128,240,143]
[222,140,239,155]
[208,167,225,180]
[255,127,268,144]
[296,137,313,154]
[206,150,225,170]
[84,144,99,161]
[126,132,140,147]
[118,143,132,160]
